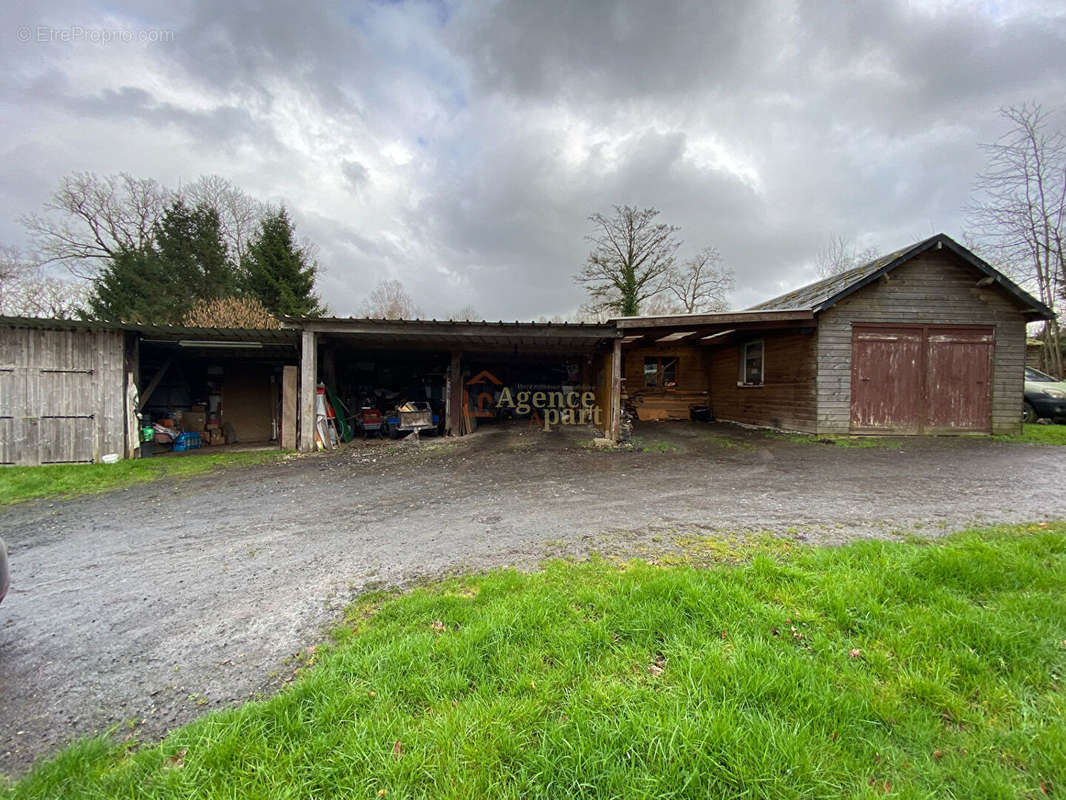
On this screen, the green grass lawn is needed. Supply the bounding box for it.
[0,450,289,506]
[996,423,1066,446]
[772,423,1066,448]
[773,433,907,448]
[5,524,1065,799]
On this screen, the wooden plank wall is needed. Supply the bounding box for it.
[621,343,709,421]
[0,326,126,465]
[815,251,1029,435]
[707,331,818,432]
[592,348,611,436]
[281,365,298,450]
[222,363,275,442]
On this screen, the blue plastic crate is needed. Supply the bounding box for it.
[173,432,202,451]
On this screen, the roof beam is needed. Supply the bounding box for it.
[614,310,815,330]
[655,330,701,343]
[295,320,618,340]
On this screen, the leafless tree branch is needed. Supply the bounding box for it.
[664,246,734,313]
[965,102,1066,376]
[359,279,423,320]
[574,205,680,316]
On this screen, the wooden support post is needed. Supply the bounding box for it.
[446,351,462,435]
[137,356,172,411]
[609,338,622,442]
[125,372,139,459]
[281,365,298,450]
[299,329,317,452]
[125,333,140,459]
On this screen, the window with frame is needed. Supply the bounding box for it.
[643,357,679,388]
[739,340,764,386]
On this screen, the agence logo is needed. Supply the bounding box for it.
[465,370,604,431]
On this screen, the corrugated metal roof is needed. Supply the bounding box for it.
[0,315,119,332]
[135,323,298,344]
[283,316,608,329]
[0,316,300,344]
[292,317,618,351]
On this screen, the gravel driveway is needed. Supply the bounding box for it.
[2,422,1065,777]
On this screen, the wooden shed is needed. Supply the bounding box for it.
[1,318,300,465]
[0,235,1052,465]
[0,319,130,465]
[288,318,620,450]
[616,234,1053,436]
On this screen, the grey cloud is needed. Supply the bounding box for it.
[59,85,282,152]
[454,0,777,100]
[1,0,1065,320]
[340,160,369,190]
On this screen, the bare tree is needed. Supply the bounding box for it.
[0,245,88,318]
[663,247,734,313]
[360,279,422,319]
[967,103,1065,377]
[815,234,879,279]
[638,294,684,316]
[20,172,171,278]
[574,303,614,324]
[448,304,480,321]
[20,172,276,281]
[182,296,281,328]
[575,205,680,316]
[180,175,269,263]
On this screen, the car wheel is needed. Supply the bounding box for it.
[1022,401,1038,424]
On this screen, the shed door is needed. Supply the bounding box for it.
[850,325,993,434]
[925,329,993,433]
[36,368,96,463]
[850,328,923,433]
[0,366,17,465]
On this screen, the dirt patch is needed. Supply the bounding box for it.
[1,421,1064,777]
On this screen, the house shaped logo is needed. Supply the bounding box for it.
[465,370,502,418]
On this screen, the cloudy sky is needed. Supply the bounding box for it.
[2,0,1065,319]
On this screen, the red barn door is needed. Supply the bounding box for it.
[849,325,993,434]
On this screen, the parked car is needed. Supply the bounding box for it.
[0,538,9,606]
[1023,366,1066,423]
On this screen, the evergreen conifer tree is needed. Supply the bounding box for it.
[242,207,325,318]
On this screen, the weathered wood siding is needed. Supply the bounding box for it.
[0,326,127,465]
[708,331,818,432]
[222,363,275,442]
[621,343,708,421]
[816,250,1029,435]
[593,348,612,436]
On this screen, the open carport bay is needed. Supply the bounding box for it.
[1,422,1065,777]
[307,319,619,441]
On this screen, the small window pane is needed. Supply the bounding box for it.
[643,358,659,387]
[661,359,678,387]
[742,341,764,385]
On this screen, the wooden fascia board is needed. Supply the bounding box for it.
[299,321,619,340]
[615,310,814,330]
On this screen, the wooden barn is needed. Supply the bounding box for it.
[0,320,129,466]
[0,234,1054,465]
[615,234,1053,436]
[0,318,299,466]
